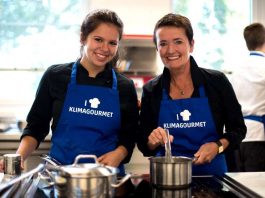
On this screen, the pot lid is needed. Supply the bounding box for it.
[61,164,117,177]
[59,155,119,177]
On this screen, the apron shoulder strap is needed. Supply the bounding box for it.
[70,62,78,85]
[199,86,205,97]
[111,69,118,90]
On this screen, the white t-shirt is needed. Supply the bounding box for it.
[230,51,265,142]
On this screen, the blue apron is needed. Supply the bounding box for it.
[50,62,124,174]
[249,51,265,57]
[158,86,227,176]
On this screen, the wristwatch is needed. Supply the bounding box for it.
[215,140,224,154]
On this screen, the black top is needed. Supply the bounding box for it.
[22,60,139,163]
[137,56,246,157]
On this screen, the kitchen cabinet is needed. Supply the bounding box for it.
[119,35,160,76]
[118,35,161,99]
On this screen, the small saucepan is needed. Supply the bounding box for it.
[149,156,195,189]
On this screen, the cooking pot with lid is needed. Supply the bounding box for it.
[42,154,131,198]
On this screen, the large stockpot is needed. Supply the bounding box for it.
[42,154,131,198]
[149,156,193,189]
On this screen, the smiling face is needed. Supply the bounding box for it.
[155,26,194,71]
[80,23,120,73]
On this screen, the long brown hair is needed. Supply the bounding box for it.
[80,9,124,68]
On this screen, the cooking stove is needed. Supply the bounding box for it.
[1,172,262,198]
[133,175,260,198]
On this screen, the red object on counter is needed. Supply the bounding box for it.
[127,76,154,88]
[123,34,153,40]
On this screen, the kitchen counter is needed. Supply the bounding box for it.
[0,131,51,172]
[0,130,51,152]
[0,130,51,141]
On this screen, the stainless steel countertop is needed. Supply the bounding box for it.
[0,131,51,153]
[225,172,265,197]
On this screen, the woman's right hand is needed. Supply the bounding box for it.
[147,127,173,150]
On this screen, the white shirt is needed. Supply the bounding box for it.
[230,51,265,142]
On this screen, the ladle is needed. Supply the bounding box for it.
[164,128,173,162]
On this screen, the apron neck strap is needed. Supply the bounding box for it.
[162,89,169,100]
[162,85,205,100]
[70,62,118,89]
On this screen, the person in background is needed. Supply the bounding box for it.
[137,13,246,176]
[0,9,139,175]
[231,22,265,171]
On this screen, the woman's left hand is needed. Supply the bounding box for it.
[193,142,219,165]
[97,146,128,167]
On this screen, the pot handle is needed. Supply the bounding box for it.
[192,157,199,163]
[72,154,98,166]
[111,173,131,188]
[40,154,61,167]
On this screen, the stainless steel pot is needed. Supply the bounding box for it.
[3,154,21,175]
[149,156,192,189]
[152,186,192,198]
[41,154,131,198]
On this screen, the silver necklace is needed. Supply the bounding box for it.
[171,82,185,95]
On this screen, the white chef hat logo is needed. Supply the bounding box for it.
[89,98,100,108]
[180,109,191,121]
